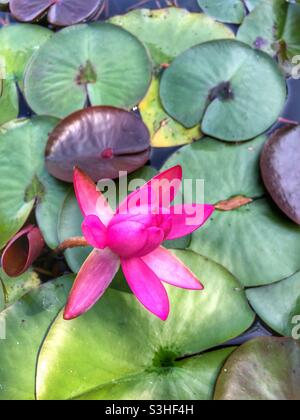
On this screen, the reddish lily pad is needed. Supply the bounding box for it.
[214,337,300,400]
[24,24,152,119]
[10,0,104,26]
[0,117,69,250]
[261,125,300,225]
[46,107,151,183]
[1,225,45,277]
[0,267,40,309]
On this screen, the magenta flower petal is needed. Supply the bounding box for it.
[64,248,120,320]
[1,225,45,277]
[73,167,113,225]
[166,204,215,240]
[117,165,182,214]
[121,257,170,321]
[82,215,107,249]
[142,247,204,290]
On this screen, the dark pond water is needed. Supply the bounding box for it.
[1,0,298,343]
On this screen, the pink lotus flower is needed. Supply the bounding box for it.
[64,166,214,321]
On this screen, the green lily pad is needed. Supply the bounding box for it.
[36,250,253,400]
[0,268,40,308]
[24,23,152,119]
[237,0,300,75]
[111,8,234,147]
[198,0,262,24]
[160,40,287,141]
[214,337,300,400]
[163,137,300,286]
[246,271,300,337]
[0,23,52,124]
[0,275,73,400]
[110,8,234,68]
[58,166,157,273]
[0,78,18,126]
[0,117,69,249]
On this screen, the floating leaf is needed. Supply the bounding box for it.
[58,166,157,273]
[214,337,300,400]
[0,117,68,249]
[111,8,234,147]
[160,40,287,141]
[237,0,300,74]
[198,0,262,24]
[110,8,234,68]
[1,225,44,277]
[0,23,52,124]
[261,125,300,225]
[163,137,300,286]
[0,23,53,85]
[246,271,300,337]
[0,275,73,400]
[36,250,253,400]
[10,0,104,26]
[24,23,152,119]
[46,107,151,182]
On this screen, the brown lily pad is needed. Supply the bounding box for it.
[46,107,151,183]
[261,125,300,225]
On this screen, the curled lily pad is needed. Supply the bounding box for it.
[214,337,300,400]
[0,275,73,400]
[246,271,300,337]
[111,8,234,147]
[197,0,262,24]
[36,250,253,400]
[10,0,104,26]
[160,40,287,141]
[24,23,152,119]
[1,225,44,277]
[163,137,300,286]
[237,0,300,75]
[46,106,151,183]
[0,117,68,249]
[261,125,300,225]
